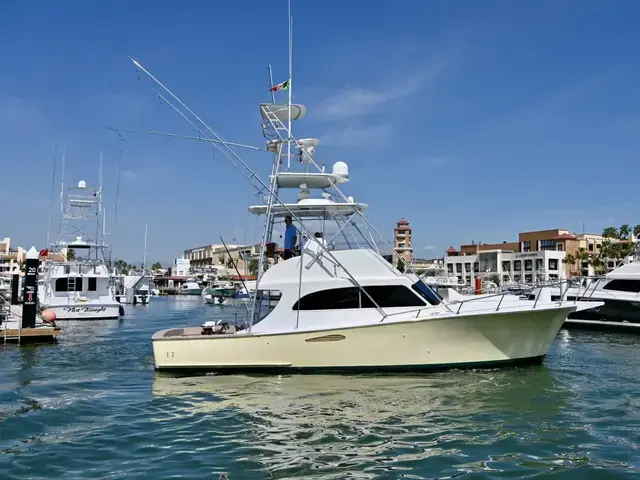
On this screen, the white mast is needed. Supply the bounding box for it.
[142,221,148,271]
[46,145,58,247]
[98,152,104,257]
[99,152,103,218]
[59,149,65,218]
[286,0,293,170]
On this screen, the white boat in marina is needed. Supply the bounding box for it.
[181,281,202,296]
[129,9,588,373]
[535,249,640,331]
[39,169,123,320]
[114,223,153,305]
[114,272,153,305]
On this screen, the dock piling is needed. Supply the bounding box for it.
[22,247,39,329]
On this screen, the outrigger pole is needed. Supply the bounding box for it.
[127,55,395,325]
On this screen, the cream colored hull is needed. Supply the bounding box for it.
[152,306,573,373]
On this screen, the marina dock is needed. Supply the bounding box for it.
[1,304,61,344]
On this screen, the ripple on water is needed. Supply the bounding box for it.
[1,299,640,479]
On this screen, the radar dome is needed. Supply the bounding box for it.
[78,180,87,188]
[332,161,349,179]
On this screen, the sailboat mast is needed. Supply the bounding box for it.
[99,152,103,218]
[143,221,148,271]
[98,153,103,253]
[60,149,65,217]
[286,0,293,170]
[46,145,58,247]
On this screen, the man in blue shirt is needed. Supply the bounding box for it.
[283,215,297,260]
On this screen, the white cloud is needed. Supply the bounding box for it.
[313,57,453,122]
[320,124,392,147]
[423,245,436,251]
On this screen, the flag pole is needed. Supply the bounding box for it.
[287,0,293,170]
[268,65,276,104]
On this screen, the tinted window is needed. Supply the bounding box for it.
[603,279,640,293]
[88,277,97,291]
[293,285,425,310]
[55,278,68,292]
[411,280,442,305]
[54,278,83,292]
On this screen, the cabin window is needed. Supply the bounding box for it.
[603,279,640,293]
[55,277,83,292]
[292,285,426,311]
[88,277,97,291]
[411,280,442,305]
[55,278,67,292]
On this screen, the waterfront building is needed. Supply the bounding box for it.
[184,243,264,275]
[449,228,634,277]
[0,237,26,274]
[445,249,565,286]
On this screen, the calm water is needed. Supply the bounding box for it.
[1,297,640,479]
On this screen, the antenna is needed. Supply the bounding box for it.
[268,65,276,104]
[286,0,293,170]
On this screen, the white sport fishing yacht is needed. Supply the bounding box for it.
[539,249,640,330]
[128,8,585,373]
[39,167,123,320]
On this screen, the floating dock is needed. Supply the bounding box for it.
[1,304,61,344]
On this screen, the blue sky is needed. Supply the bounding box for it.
[2,0,639,265]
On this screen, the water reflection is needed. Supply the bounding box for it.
[151,368,576,477]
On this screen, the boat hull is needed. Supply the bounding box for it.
[43,304,122,320]
[182,289,202,296]
[206,288,236,297]
[152,306,573,373]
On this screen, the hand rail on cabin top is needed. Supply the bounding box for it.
[381,277,581,322]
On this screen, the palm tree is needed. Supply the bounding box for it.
[620,224,631,239]
[633,225,640,238]
[602,226,619,238]
[575,247,589,276]
[590,254,605,274]
[66,248,76,260]
[599,239,613,259]
[617,241,635,259]
[563,253,576,275]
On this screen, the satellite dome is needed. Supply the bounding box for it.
[78,180,87,188]
[332,161,349,178]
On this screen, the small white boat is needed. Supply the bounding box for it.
[114,273,153,305]
[181,281,202,296]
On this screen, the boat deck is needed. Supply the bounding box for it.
[153,325,242,341]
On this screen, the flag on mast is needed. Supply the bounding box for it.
[269,79,290,92]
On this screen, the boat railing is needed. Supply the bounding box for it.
[380,278,581,322]
[0,292,21,343]
[564,274,640,300]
